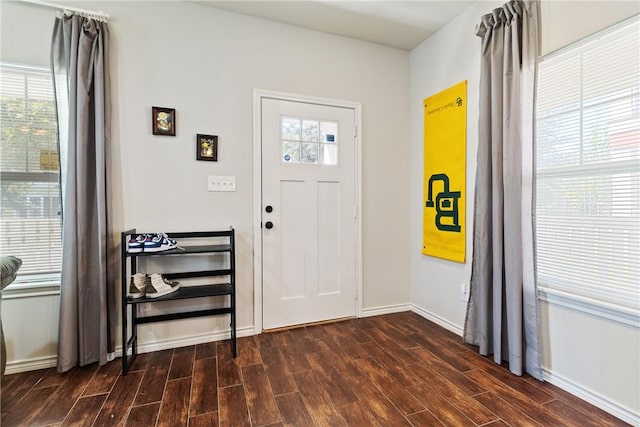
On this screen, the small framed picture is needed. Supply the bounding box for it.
[196,134,218,161]
[152,106,176,136]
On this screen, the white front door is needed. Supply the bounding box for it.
[261,97,357,330]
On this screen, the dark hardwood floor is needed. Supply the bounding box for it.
[0,312,628,426]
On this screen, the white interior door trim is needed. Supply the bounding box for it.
[252,88,363,333]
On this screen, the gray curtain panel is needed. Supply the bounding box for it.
[51,14,115,372]
[464,0,542,379]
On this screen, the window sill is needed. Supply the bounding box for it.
[2,279,61,300]
[538,286,640,328]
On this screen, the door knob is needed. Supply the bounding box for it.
[265,221,274,229]
[265,205,273,213]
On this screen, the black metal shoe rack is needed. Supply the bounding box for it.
[120,228,237,375]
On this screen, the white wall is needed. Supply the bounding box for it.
[106,0,411,329]
[540,0,640,55]
[409,0,499,333]
[0,1,410,369]
[409,1,639,424]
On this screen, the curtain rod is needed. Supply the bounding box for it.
[20,0,109,20]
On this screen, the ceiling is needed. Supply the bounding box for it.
[194,1,475,50]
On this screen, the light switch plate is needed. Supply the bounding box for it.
[460,282,469,301]
[208,175,236,192]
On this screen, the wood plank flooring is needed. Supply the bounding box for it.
[0,312,629,426]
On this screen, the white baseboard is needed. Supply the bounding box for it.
[361,303,464,337]
[4,326,258,375]
[5,355,57,375]
[361,303,411,317]
[410,304,464,336]
[118,325,256,356]
[541,367,639,426]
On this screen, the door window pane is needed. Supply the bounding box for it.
[320,144,338,165]
[320,121,338,143]
[282,140,300,163]
[302,143,319,164]
[281,117,301,141]
[302,120,319,142]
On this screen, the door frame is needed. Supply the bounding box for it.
[252,89,363,333]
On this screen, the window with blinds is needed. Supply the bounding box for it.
[535,17,640,313]
[0,64,62,282]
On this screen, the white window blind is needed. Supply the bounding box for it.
[535,17,640,312]
[0,64,62,281]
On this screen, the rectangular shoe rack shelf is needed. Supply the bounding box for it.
[120,228,237,375]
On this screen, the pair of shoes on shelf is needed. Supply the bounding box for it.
[128,273,180,299]
[128,233,179,253]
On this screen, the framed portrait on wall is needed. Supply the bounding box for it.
[152,106,176,136]
[196,134,218,161]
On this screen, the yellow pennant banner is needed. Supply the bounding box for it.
[423,81,466,263]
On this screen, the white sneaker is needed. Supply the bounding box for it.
[143,233,178,253]
[128,274,148,298]
[145,273,180,298]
